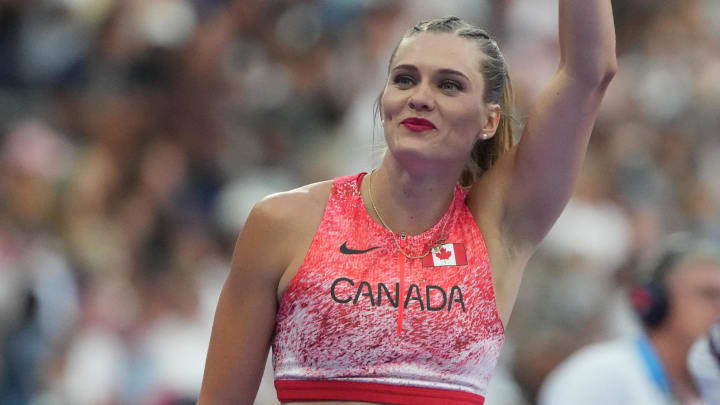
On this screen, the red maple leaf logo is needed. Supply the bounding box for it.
[435,247,452,260]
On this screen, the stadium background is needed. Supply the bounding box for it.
[1,0,719,403]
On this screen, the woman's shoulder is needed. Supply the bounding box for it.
[250,179,334,235]
[257,179,333,213]
[236,180,334,278]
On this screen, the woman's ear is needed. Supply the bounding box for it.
[481,103,501,139]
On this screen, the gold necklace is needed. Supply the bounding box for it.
[367,170,453,260]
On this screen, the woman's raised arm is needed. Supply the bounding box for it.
[481,0,617,255]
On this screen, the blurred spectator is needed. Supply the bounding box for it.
[538,235,720,405]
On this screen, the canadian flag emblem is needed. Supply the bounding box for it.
[422,243,467,267]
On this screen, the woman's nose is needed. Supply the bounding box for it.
[408,85,434,111]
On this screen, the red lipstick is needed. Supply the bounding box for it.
[401,117,436,132]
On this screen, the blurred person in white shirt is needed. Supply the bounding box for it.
[539,234,720,405]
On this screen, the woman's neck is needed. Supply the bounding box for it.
[362,157,462,236]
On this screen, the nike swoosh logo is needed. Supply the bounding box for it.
[340,241,381,255]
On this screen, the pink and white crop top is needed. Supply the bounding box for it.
[272,173,505,405]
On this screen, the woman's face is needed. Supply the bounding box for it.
[380,32,498,171]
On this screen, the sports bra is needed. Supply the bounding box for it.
[272,173,504,405]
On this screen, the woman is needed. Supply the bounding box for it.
[198,1,617,404]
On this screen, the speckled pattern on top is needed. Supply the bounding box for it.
[272,173,504,398]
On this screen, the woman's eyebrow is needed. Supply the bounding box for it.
[391,64,419,73]
[391,64,470,81]
[437,68,470,81]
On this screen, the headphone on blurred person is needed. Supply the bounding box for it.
[629,246,678,329]
[629,233,720,329]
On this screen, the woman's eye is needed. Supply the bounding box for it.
[440,80,463,92]
[393,75,415,88]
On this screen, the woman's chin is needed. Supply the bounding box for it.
[387,144,459,173]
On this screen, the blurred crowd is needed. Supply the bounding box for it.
[1,0,719,404]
